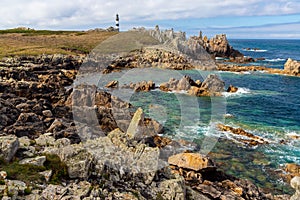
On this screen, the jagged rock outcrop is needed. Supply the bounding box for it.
[201,74,225,94]
[122,80,155,92]
[284,58,300,76]
[159,76,195,92]
[139,26,216,69]
[102,48,195,74]
[100,26,217,73]
[160,75,225,96]
[191,33,243,59]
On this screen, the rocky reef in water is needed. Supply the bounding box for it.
[106,74,238,97]
[217,58,300,77]
[0,54,298,199]
[284,58,300,76]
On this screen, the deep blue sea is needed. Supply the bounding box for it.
[93,39,300,194]
[229,39,300,69]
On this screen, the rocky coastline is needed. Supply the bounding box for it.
[1,54,299,199]
[1,26,300,199]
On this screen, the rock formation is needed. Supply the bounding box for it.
[122,80,156,92]
[105,80,119,88]
[227,85,238,93]
[0,54,292,199]
[291,176,300,200]
[191,33,243,59]
[168,153,215,171]
[217,124,268,146]
[102,48,195,74]
[159,75,225,96]
[284,58,300,76]
[217,63,300,77]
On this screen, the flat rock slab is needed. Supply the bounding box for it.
[19,156,46,166]
[168,153,211,171]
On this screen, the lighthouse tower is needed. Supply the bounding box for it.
[115,14,119,32]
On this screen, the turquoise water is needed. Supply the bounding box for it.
[94,40,300,194]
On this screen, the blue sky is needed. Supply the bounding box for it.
[1,0,300,39]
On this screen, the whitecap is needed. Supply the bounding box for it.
[241,71,251,75]
[167,90,188,94]
[264,58,286,62]
[174,125,211,140]
[242,49,268,52]
[222,87,251,97]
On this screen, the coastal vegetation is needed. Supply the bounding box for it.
[0,28,116,58]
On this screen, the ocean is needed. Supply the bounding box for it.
[94,39,300,194]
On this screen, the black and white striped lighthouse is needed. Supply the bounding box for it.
[115,14,119,32]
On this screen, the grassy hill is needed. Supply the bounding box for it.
[0,28,118,58]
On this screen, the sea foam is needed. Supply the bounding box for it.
[264,58,286,62]
[222,87,251,97]
[242,49,268,52]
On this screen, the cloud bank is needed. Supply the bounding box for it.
[1,0,300,38]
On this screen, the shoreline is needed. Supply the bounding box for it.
[0,28,299,199]
[0,54,298,199]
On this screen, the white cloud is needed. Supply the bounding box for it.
[203,22,300,38]
[1,0,300,31]
[0,0,300,37]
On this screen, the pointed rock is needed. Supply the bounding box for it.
[127,108,145,140]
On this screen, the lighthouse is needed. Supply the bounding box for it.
[115,14,119,32]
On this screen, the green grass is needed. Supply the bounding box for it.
[0,28,80,35]
[0,29,117,58]
[43,154,68,184]
[0,157,45,183]
[0,154,68,184]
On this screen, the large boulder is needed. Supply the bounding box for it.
[201,74,225,94]
[58,144,93,179]
[284,58,300,75]
[0,135,19,162]
[168,153,214,171]
[291,176,300,200]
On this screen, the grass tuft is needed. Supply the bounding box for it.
[0,154,68,184]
